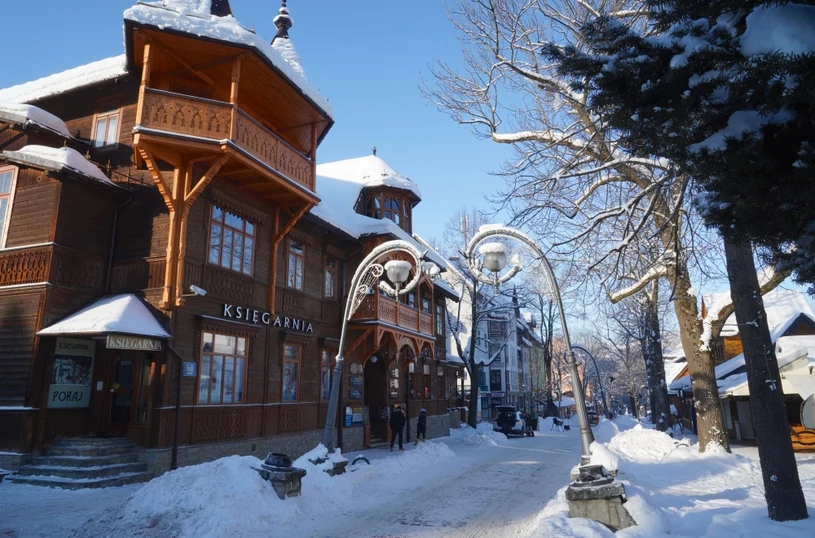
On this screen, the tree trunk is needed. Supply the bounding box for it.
[670,260,731,451]
[644,284,672,431]
[723,237,807,521]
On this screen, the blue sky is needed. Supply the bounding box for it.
[0,0,509,242]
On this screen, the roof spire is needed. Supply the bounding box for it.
[210,0,233,17]
[273,1,293,41]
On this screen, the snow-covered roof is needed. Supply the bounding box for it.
[0,55,128,105]
[124,1,333,120]
[309,176,443,267]
[712,288,815,337]
[272,38,305,78]
[663,357,687,385]
[0,102,73,139]
[38,294,170,338]
[2,145,118,188]
[317,155,422,200]
[670,334,815,393]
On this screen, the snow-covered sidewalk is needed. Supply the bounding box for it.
[532,417,815,537]
[0,424,581,538]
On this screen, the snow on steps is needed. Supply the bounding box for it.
[7,437,152,490]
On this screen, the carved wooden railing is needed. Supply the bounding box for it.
[398,306,419,332]
[0,246,51,286]
[139,88,315,192]
[379,298,398,325]
[419,312,433,336]
[0,244,105,292]
[350,294,433,336]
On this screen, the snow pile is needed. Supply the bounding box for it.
[0,55,127,104]
[607,426,678,462]
[589,441,619,472]
[74,441,458,538]
[450,423,500,446]
[0,102,72,138]
[72,455,296,537]
[2,145,115,186]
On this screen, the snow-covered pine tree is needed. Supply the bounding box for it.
[547,0,811,521]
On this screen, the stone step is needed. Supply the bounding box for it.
[15,461,148,479]
[8,470,153,490]
[52,436,133,448]
[33,452,143,468]
[42,444,139,458]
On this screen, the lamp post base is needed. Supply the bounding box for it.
[566,465,635,531]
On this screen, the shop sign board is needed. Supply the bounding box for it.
[221,304,313,333]
[106,334,163,351]
[49,338,96,408]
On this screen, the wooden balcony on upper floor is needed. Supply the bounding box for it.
[134,88,315,199]
[351,293,435,338]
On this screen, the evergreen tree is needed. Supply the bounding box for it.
[548,0,815,283]
[545,0,812,522]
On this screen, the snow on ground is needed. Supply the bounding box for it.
[0,426,582,538]
[532,416,815,537]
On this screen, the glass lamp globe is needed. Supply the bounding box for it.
[384,260,412,285]
[478,242,508,273]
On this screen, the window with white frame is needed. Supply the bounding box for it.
[199,331,247,404]
[0,166,17,247]
[208,204,255,276]
[93,109,120,147]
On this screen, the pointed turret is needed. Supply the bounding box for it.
[210,0,233,17]
[271,1,306,77]
[273,0,292,40]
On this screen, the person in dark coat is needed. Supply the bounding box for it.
[389,405,406,451]
[414,408,427,445]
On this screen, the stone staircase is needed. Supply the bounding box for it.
[8,437,153,489]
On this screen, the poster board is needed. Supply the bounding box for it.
[48,338,96,408]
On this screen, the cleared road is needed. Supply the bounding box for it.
[299,428,579,538]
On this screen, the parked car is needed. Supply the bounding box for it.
[587,410,600,426]
[494,406,534,437]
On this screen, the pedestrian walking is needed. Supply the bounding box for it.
[414,408,427,445]
[389,405,406,451]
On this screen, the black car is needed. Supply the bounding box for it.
[493,405,535,437]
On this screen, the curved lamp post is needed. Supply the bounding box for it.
[461,225,595,464]
[571,345,610,418]
[321,240,435,450]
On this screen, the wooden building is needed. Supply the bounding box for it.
[0,0,461,483]
[669,289,815,450]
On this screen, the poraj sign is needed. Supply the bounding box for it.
[221,304,313,333]
[48,338,95,409]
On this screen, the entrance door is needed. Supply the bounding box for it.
[104,355,139,435]
[364,356,388,441]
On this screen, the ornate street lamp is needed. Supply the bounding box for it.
[572,345,610,419]
[459,225,595,464]
[321,240,436,450]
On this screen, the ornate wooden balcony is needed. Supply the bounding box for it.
[0,244,106,292]
[351,294,435,337]
[136,88,315,193]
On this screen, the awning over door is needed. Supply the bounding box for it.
[38,293,170,338]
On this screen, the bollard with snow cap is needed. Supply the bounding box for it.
[565,464,636,531]
[255,452,307,500]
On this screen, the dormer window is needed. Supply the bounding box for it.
[363,191,413,232]
[384,197,400,225]
[365,196,381,219]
